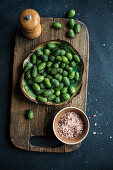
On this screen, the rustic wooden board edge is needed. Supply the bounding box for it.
[10,17,89,153]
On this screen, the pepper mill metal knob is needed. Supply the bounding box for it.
[25,14,31,20]
[19,9,41,39]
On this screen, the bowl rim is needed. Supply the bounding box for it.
[53,107,90,145]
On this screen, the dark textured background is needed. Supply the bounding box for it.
[0,0,113,169]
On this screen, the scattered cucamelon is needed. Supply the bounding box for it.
[53,22,62,29]
[67,10,76,19]
[69,19,75,29]
[23,42,82,104]
[27,110,34,119]
[68,29,74,38]
[52,9,80,39]
[74,24,81,33]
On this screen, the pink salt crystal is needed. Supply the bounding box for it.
[93,114,96,117]
[58,112,84,139]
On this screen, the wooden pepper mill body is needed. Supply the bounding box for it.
[19,9,41,39]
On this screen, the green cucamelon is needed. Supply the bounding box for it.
[32,66,38,77]
[43,89,54,97]
[68,71,75,80]
[53,22,62,29]
[61,93,70,101]
[69,86,76,94]
[37,95,47,103]
[48,95,56,101]
[27,110,34,119]
[33,76,44,83]
[44,78,52,88]
[32,83,40,92]
[31,54,37,64]
[68,10,76,19]
[73,54,80,63]
[38,62,46,71]
[24,63,33,73]
[62,77,70,86]
[51,79,59,87]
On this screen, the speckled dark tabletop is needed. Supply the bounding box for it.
[0,0,113,169]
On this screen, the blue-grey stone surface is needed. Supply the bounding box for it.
[0,0,113,169]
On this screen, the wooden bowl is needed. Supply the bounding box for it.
[21,40,84,106]
[53,107,89,145]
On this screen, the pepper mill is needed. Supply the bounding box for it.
[19,9,41,39]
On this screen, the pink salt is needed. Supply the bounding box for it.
[58,112,84,139]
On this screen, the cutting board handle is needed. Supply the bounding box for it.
[29,135,65,152]
[29,143,65,153]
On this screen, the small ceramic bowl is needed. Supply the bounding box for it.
[53,107,89,145]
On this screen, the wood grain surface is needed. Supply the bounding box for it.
[10,18,89,153]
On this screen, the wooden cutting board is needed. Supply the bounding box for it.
[10,18,89,153]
